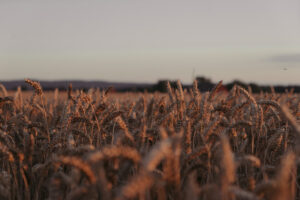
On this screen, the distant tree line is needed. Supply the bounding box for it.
[3,77,300,93]
[145,76,300,93]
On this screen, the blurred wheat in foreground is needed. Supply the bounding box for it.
[0,80,300,200]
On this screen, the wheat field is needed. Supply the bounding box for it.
[0,79,300,200]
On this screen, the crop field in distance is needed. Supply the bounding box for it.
[0,79,300,200]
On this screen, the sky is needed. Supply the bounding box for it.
[1,0,300,85]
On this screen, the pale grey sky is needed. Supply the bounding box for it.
[1,0,300,84]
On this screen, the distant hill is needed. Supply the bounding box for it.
[0,80,153,91]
